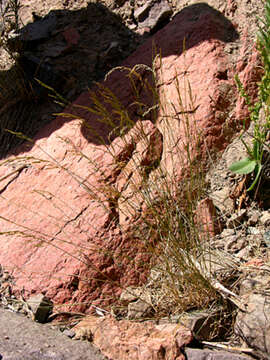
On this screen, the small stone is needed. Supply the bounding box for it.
[120,287,142,302]
[260,211,270,226]
[27,294,53,323]
[239,278,259,296]
[247,210,260,225]
[220,228,235,238]
[158,316,171,324]
[127,299,153,320]
[136,26,151,36]
[126,290,153,320]
[179,311,222,341]
[128,23,137,31]
[225,236,246,253]
[62,329,75,338]
[210,187,234,214]
[137,0,172,32]
[236,246,250,260]
[227,209,247,229]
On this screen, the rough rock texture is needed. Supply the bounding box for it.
[0,1,145,157]
[0,308,106,360]
[73,315,192,360]
[235,273,270,358]
[135,0,173,33]
[194,198,220,240]
[184,348,251,360]
[0,2,263,312]
[235,292,270,356]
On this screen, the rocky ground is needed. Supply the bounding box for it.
[1,0,270,359]
[0,307,107,360]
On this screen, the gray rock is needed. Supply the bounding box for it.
[225,235,246,253]
[210,187,234,214]
[6,12,58,54]
[126,289,153,320]
[27,294,53,323]
[19,12,57,42]
[185,348,250,360]
[247,210,260,226]
[235,292,270,355]
[0,307,105,360]
[178,310,223,341]
[137,0,172,32]
[235,246,250,260]
[134,1,153,22]
[127,298,153,319]
[196,249,240,281]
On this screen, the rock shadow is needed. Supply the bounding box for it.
[0,1,144,158]
[0,2,239,158]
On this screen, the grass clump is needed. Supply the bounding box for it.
[57,56,234,315]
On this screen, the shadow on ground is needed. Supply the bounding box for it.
[0,2,238,159]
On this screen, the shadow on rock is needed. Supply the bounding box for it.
[0,2,239,158]
[0,1,143,158]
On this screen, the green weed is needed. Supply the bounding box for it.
[229,0,270,192]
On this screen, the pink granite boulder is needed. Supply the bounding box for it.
[0,3,261,311]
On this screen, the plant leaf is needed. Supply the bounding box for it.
[247,163,262,191]
[229,158,257,174]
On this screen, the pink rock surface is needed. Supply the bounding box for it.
[73,315,192,360]
[0,3,261,310]
[195,198,221,240]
